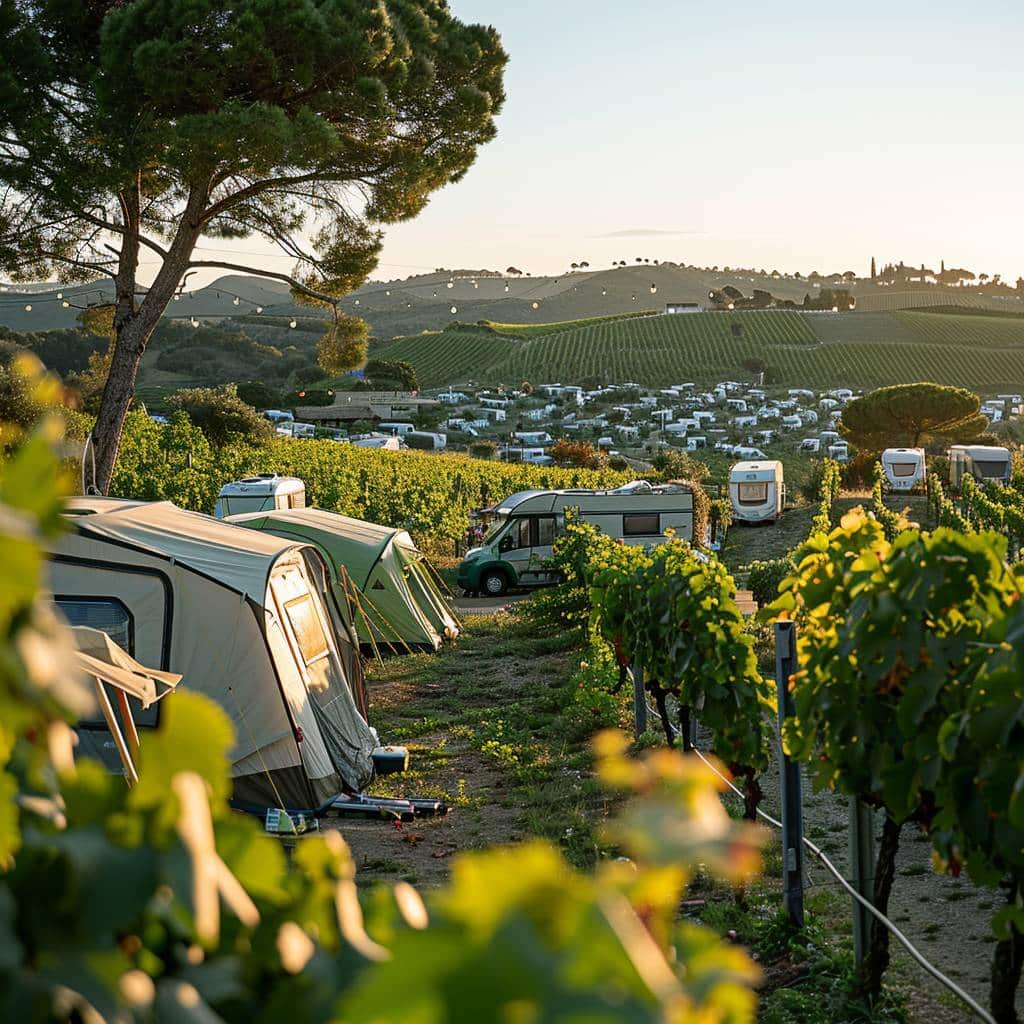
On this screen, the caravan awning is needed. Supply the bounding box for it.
[71,626,180,707]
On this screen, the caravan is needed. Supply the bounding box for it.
[456,481,695,596]
[214,475,306,518]
[949,445,1012,487]
[47,498,378,809]
[729,461,784,523]
[881,448,926,491]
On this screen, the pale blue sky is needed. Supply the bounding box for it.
[371,0,1024,282]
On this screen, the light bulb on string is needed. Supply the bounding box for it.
[232,296,240,306]
[289,319,297,329]
[385,290,390,296]
[531,301,539,310]
[504,283,509,292]
[472,281,478,289]
[173,294,180,301]
[601,289,607,296]
[256,306,263,314]
[447,281,454,289]
[650,284,657,294]
[62,301,70,309]
[631,294,636,302]
[24,304,32,311]
[354,298,360,305]
[56,291,63,299]
[190,317,199,328]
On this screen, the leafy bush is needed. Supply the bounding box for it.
[651,448,710,483]
[746,557,795,607]
[166,384,274,446]
[550,438,607,469]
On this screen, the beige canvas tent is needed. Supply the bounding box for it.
[47,498,378,809]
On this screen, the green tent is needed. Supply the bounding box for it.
[228,508,459,652]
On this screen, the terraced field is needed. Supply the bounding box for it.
[368,308,1024,391]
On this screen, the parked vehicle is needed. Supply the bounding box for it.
[405,430,447,451]
[948,444,1012,487]
[456,481,696,596]
[214,475,306,518]
[881,448,926,491]
[378,421,415,436]
[729,460,784,524]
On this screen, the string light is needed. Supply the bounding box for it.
[354,298,360,305]
[256,306,263,314]
[531,301,539,309]
[289,319,297,329]
[232,296,240,306]
[446,281,453,289]
[190,317,199,328]
[24,304,31,311]
[62,301,70,308]
[650,284,657,294]
[450,305,458,314]
[173,294,180,301]
[504,283,509,292]
[601,289,607,296]
[56,291,63,299]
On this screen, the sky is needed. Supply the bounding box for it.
[365,0,1024,283]
[145,0,1024,288]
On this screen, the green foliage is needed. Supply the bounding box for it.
[316,315,370,376]
[364,358,418,392]
[871,462,905,540]
[840,382,988,450]
[234,380,280,410]
[808,459,841,536]
[746,557,796,607]
[166,385,274,447]
[651,448,710,483]
[0,354,60,430]
[768,509,1017,825]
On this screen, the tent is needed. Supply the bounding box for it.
[227,508,460,652]
[47,497,378,809]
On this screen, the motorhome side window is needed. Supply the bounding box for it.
[623,512,660,536]
[56,598,158,729]
[737,482,769,505]
[536,516,557,546]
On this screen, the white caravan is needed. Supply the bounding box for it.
[729,460,784,523]
[881,448,926,491]
[214,475,306,518]
[456,481,696,596]
[949,445,1012,487]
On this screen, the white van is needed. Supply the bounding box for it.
[949,445,1012,487]
[405,431,447,451]
[881,448,926,491]
[214,475,306,518]
[729,460,784,524]
[456,481,696,595]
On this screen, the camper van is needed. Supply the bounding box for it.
[456,481,696,596]
[881,448,926,491]
[729,461,784,524]
[378,421,415,436]
[214,475,306,518]
[949,445,1013,488]
[404,431,447,451]
[47,498,378,809]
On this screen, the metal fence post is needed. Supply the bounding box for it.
[849,798,876,967]
[631,659,647,740]
[774,620,804,928]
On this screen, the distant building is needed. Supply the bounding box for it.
[664,301,703,314]
[294,391,438,426]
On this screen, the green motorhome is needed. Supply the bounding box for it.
[457,481,696,597]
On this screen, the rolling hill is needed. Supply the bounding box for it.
[369,308,1024,391]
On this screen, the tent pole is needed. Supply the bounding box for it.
[115,689,140,764]
[95,680,138,786]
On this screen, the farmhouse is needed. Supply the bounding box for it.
[294,391,438,426]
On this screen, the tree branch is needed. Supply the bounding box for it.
[185,259,339,307]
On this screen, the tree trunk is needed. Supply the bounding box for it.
[991,882,1024,1024]
[679,703,692,752]
[92,186,208,494]
[651,683,674,747]
[855,814,902,1001]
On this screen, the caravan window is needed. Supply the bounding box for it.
[623,513,660,536]
[56,598,159,729]
[737,482,769,506]
[220,495,274,515]
[975,460,1008,478]
[890,462,917,478]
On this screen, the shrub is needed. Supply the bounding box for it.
[166,384,274,446]
[550,439,607,469]
[469,440,497,460]
[651,448,710,483]
[746,558,796,607]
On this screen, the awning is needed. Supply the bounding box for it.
[71,626,180,707]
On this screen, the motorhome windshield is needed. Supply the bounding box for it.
[482,514,510,544]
